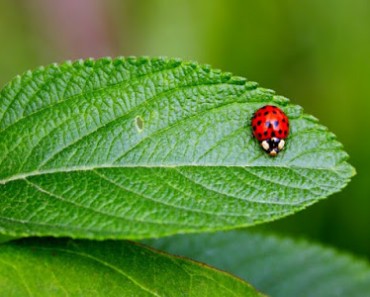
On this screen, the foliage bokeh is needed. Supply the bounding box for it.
[0,0,368,258]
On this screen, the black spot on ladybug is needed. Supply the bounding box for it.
[274,120,279,128]
[264,111,269,115]
[282,118,286,123]
[272,110,277,114]
[284,130,288,136]
[253,125,257,131]
[278,129,282,135]
[257,120,262,126]
[264,131,268,136]
[258,133,262,138]
[271,131,276,137]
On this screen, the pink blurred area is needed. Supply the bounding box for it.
[26,0,121,60]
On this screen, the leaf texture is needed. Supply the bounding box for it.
[0,238,264,297]
[148,231,370,297]
[0,57,354,239]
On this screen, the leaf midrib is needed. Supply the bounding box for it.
[0,164,346,185]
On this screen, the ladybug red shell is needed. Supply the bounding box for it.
[251,105,290,156]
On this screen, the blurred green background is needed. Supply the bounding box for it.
[0,0,369,258]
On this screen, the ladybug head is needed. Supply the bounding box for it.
[261,137,285,157]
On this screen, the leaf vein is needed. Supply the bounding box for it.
[38,82,233,169]
[25,179,196,227]
[0,61,183,133]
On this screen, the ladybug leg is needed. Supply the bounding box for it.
[261,140,270,151]
[278,139,285,151]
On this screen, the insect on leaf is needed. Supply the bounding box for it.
[0,57,355,239]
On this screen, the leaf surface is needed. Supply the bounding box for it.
[0,238,264,297]
[0,57,354,239]
[148,231,370,297]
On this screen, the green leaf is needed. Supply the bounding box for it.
[0,238,264,297]
[0,57,354,239]
[148,231,370,297]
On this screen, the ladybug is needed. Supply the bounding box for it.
[251,105,290,156]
